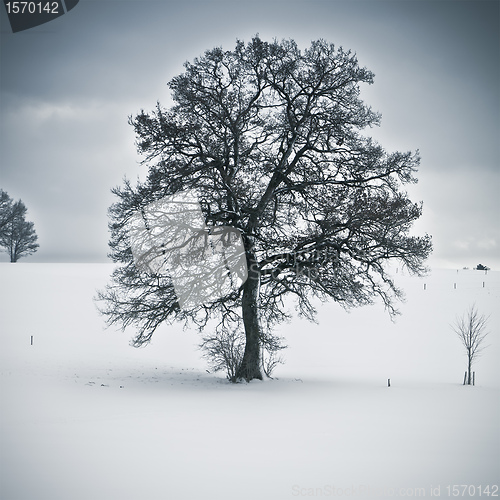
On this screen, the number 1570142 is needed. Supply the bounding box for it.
[5,2,60,14]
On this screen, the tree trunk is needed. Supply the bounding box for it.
[236,249,263,382]
[467,355,472,385]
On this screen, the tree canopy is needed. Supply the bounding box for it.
[98,36,432,381]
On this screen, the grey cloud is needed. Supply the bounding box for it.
[1,0,498,267]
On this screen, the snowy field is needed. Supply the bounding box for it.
[0,263,499,500]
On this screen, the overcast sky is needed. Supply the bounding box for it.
[1,0,498,269]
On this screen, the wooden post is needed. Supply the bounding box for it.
[423,283,426,290]
[454,283,456,289]
[388,378,391,387]
[463,371,467,385]
[473,372,475,386]
[30,335,33,346]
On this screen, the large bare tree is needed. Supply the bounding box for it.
[98,36,432,381]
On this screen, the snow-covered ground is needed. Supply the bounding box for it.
[1,263,498,500]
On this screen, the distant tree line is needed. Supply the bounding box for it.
[0,189,39,262]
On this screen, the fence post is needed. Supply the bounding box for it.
[30,335,33,346]
[473,372,475,386]
[463,371,467,385]
[388,378,390,387]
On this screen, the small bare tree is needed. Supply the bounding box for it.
[451,304,490,385]
[200,321,286,382]
[200,327,245,383]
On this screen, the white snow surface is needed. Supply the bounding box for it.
[1,263,499,500]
